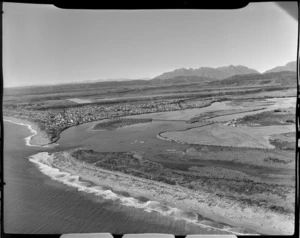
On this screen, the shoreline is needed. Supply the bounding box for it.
[49,150,293,235]
[4,116,52,147]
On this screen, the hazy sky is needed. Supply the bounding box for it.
[3,2,298,87]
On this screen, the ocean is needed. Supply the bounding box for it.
[3,117,259,235]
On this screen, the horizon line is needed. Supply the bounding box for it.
[4,61,296,89]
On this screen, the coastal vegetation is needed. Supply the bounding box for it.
[69,148,295,215]
[236,109,295,126]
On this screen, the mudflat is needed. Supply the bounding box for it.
[160,123,294,149]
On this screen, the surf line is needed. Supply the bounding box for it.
[4,119,57,148]
[28,151,258,236]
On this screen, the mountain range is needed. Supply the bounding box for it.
[153,61,296,80]
[154,65,260,80]
[5,61,296,89]
[264,61,297,74]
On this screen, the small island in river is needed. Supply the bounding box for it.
[92,118,153,131]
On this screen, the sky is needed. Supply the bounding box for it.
[3,2,298,87]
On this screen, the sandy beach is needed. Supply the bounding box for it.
[4,116,51,146]
[50,150,294,235]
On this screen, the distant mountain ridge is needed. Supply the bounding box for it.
[154,65,260,80]
[264,61,296,73]
[6,61,296,90]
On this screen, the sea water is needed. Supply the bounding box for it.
[27,151,257,235]
[4,109,261,235]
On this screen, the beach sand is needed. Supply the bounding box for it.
[4,116,51,146]
[51,150,294,235]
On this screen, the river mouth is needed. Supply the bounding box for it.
[5,96,295,235]
[56,96,295,185]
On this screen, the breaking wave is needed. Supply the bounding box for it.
[28,152,258,235]
[4,119,57,148]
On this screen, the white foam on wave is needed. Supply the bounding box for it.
[4,119,58,148]
[28,152,257,235]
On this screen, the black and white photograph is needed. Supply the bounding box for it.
[2,1,298,236]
